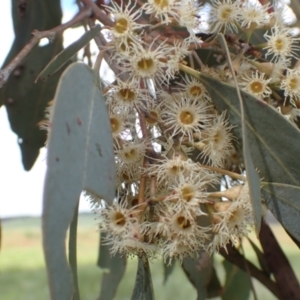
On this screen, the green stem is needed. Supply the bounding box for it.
[179,63,201,79]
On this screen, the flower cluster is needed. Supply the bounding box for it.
[84,0,270,263]
[45,0,300,262]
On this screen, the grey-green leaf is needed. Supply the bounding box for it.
[218,33,262,234]
[247,237,271,277]
[97,231,127,300]
[207,266,222,299]
[37,25,101,81]
[97,231,112,269]
[217,33,262,234]
[0,0,64,170]
[259,221,300,299]
[163,260,176,284]
[244,157,261,234]
[98,251,126,300]
[182,252,212,300]
[222,260,251,300]
[42,63,115,300]
[68,200,80,300]
[198,73,300,237]
[131,257,155,300]
[262,182,300,242]
[97,232,127,300]
[199,74,300,186]
[248,237,271,277]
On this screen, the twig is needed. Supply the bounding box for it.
[0,7,92,89]
[89,21,120,77]
[77,1,93,67]
[149,176,156,201]
[80,0,114,27]
[137,108,148,206]
[198,163,246,180]
[93,41,113,75]
[192,50,205,69]
[138,173,146,205]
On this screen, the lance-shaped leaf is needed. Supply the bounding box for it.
[262,183,300,243]
[97,231,112,270]
[259,221,300,299]
[163,260,176,284]
[198,74,300,187]
[37,25,102,81]
[0,0,64,170]
[222,260,251,300]
[198,73,300,238]
[182,252,212,300]
[200,34,262,234]
[96,231,127,300]
[247,237,271,277]
[207,266,222,299]
[219,244,280,299]
[98,253,127,300]
[131,257,155,300]
[43,63,116,300]
[68,200,80,300]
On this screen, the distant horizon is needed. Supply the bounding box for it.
[1,210,94,220]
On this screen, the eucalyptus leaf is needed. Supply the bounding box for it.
[98,252,126,300]
[68,200,80,300]
[205,34,262,234]
[247,237,271,277]
[97,231,112,269]
[0,0,64,170]
[163,260,176,284]
[222,260,251,300]
[262,183,300,242]
[249,28,268,52]
[131,257,155,300]
[97,230,127,300]
[194,48,222,68]
[219,244,280,298]
[198,73,300,238]
[43,63,115,300]
[182,252,212,300]
[259,221,300,299]
[199,74,300,186]
[37,25,101,81]
[207,266,222,299]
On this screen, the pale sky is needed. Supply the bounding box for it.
[0,1,107,217]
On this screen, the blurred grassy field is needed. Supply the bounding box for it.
[0,214,299,300]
